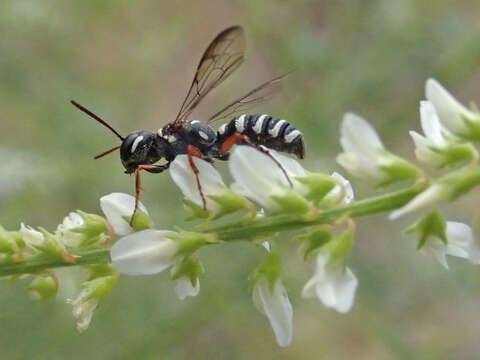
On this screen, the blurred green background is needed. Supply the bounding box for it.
[2,0,480,359]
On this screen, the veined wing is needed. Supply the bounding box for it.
[207,73,289,124]
[172,26,245,128]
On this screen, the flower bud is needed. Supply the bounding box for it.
[20,224,62,255]
[68,274,117,332]
[390,166,480,219]
[28,273,58,300]
[0,226,19,254]
[57,211,108,248]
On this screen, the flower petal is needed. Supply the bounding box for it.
[175,277,200,300]
[170,155,225,211]
[100,193,148,236]
[20,223,45,248]
[329,172,354,204]
[253,278,293,347]
[445,221,473,259]
[420,101,448,147]
[302,253,357,313]
[340,113,384,160]
[111,230,178,275]
[425,78,476,135]
[389,185,447,220]
[229,146,305,210]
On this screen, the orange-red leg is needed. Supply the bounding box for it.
[130,164,169,226]
[220,133,293,188]
[187,145,207,210]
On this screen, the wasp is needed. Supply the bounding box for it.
[71,26,305,221]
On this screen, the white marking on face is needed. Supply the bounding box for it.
[157,128,164,137]
[190,120,200,125]
[218,123,227,135]
[284,129,302,143]
[131,135,144,153]
[168,135,176,143]
[268,120,287,138]
[253,114,269,134]
[198,130,209,141]
[235,114,247,133]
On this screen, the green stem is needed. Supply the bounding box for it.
[0,248,111,276]
[209,180,427,241]
[0,181,427,276]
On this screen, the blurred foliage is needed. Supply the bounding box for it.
[2,0,480,359]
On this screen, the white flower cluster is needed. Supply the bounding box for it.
[103,146,358,347]
[336,78,480,269]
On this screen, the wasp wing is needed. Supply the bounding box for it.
[172,26,245,128]
[206,73,289,124]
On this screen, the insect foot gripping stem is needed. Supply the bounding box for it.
[187,145,207,210]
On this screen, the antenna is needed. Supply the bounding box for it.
[93,145,121,160]
[71,100,125,141]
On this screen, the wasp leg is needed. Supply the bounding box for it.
[130,163,170,226]
[187,145,208,210]
[219,132,293,188]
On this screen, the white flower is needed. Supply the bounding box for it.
[337,113,386,180]
[261,241,271,252]
[390,163,480,220]
[69,292,98,333]
[328,172,354,204]
[175,277,200,300]
[302,253,358,313]
[170,155,226,212]
[100,193,148,236]
[421,221,480,269]
[111,230,178,275]
[409,101,453,166]
[20,223,45,249]
[252,278,293,347]
[337,113,419,184]
[229,146,306,211]
[68,275,117,332]
[57,212,84,248]
[425,78,480,138]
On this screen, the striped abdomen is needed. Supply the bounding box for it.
[216,114,305,159]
